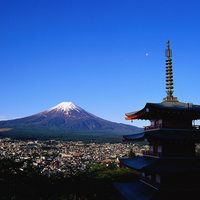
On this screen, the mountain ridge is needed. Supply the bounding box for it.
[0,102,142,141]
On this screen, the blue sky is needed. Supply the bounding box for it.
[0,0,200,127]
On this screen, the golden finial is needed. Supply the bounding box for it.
[163,40,178,102]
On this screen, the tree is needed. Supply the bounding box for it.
[128,148,135,158]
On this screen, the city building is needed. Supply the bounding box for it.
[115,41,200,199]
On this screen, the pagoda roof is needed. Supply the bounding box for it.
[114,181,158,200]
[114,181,200,200]
[123,129,200,142]
[123,132,145,141]
[125,101,200,120]
[120,157,155,171]
[120,157,200,174]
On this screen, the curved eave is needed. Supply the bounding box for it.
[120,157,200,174]
[125,111,146,120]
[123,132,145,142]
[114,182,157,200]
[125,102,200,121]
[125,104,148,120]
[119,157,156,171]
[123,129,200,142]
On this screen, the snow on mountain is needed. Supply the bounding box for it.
[47,102,82,114]
[0,101,142,140]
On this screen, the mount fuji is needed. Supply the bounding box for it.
[0,102,142,141]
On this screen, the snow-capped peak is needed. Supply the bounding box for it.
[48,102,82,113]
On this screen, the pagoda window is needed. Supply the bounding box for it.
[193,120,200,129]
[158,145,162,153]
[141,172,145,177]
[151,120,155,126]
[150,145,154,152]
[156,174,161,184]
[147,175,151,180]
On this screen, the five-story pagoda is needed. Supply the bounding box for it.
[115,41,200,200]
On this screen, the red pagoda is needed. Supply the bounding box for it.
[115,41,200,200]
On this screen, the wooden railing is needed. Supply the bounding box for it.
[192,125,200,130]
[145,124,200,130]
[144,124,162,131]
[143,151,162,157]
[140,176,160,189]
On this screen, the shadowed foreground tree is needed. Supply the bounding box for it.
[0,159,139,200]
[128,148,135,158]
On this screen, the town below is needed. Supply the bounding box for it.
[0,138,149,175]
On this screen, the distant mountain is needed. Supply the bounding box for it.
[0,102,142,141]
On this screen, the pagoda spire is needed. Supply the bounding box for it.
[163,40,178,102]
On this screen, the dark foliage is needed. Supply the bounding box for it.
[128,148,136,158]
[0,159,138,200]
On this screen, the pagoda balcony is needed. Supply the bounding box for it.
[192,125,200,130]
[140,176,160,190]
[144,124,200,130]
[143,151,162,157]
[144,124,162,131]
